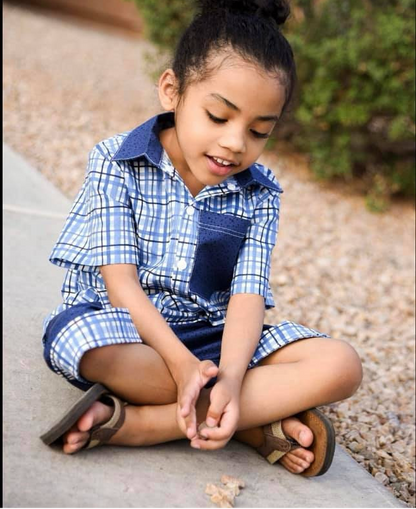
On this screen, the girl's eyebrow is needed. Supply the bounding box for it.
[209,93,279,122]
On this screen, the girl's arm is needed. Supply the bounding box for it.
[100,263,218,439]
[101,263,193,369]
[193,293,265,449]
[218,292,265,384]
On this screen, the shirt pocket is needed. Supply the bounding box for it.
[189,210,250,300]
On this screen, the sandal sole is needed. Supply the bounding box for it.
[297,408,336,477]
[40,383,109,446]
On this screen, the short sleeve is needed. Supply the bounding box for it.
[229,189,281,308]
[49,146,140,271]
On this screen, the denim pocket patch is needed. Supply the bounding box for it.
[189,210,250,299]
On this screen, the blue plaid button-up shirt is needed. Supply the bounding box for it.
[47,112,283,328]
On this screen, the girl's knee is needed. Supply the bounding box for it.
[80,344,121,382]
[326,340,363,397]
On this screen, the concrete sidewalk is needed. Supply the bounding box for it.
[3,143,406,508]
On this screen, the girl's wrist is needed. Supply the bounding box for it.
[217,365,245,388]
[167,348,199,381]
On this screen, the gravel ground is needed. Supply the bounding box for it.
[4,3,415,506]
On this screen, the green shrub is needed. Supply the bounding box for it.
[129,0,415,210]
[289,0,415,210]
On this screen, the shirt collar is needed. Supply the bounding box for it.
[111,112,173,167]
[234,164,283,193]
[111,112,283,193]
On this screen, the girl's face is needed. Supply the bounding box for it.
[158,55,286,196]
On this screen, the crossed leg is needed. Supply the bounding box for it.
[64,337,362,473]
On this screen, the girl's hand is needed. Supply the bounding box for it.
[173,359,219,441]
[191,377,241,450]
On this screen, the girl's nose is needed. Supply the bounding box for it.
[218,130,246,154]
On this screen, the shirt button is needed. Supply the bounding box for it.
[176,259,188,270]
[228,183,238,191]
[186,206,194,216]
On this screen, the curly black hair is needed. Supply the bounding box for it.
[172,0,296,114]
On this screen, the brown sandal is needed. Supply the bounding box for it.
[84,394,126,449]
[256,408,336,477]
[40,383,126,450]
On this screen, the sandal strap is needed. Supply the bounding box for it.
[257,421,300,464]
[85,395,126,450]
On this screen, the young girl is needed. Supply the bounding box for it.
[40,0,362,477]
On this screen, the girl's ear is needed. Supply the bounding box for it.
[158,69,179,111]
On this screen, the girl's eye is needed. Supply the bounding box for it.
[207,111,270,139]
[251,130,270,139]
[207,111,226,124]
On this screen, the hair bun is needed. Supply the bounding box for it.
[199,0,290,26]
[255,0,290,25]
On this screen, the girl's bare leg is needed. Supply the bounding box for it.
[79,342,179,405]
[65,338,362,474]
[233,337,362,472]
[64,342,202,454]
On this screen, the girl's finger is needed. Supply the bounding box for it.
[183,402,198,438]
[176,408,188,435]
[191,437,229,451]
[185,416,197,439]
[180,402,191,417]
[201,361,219,381]
[205,395,228,427]
[179,387,197,417]
[177,408,195,439]
[198,425,231,442]
[200,405,238,441]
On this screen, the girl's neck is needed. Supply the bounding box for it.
[159,126,205,197]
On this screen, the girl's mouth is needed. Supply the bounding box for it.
[206,155,236,176]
